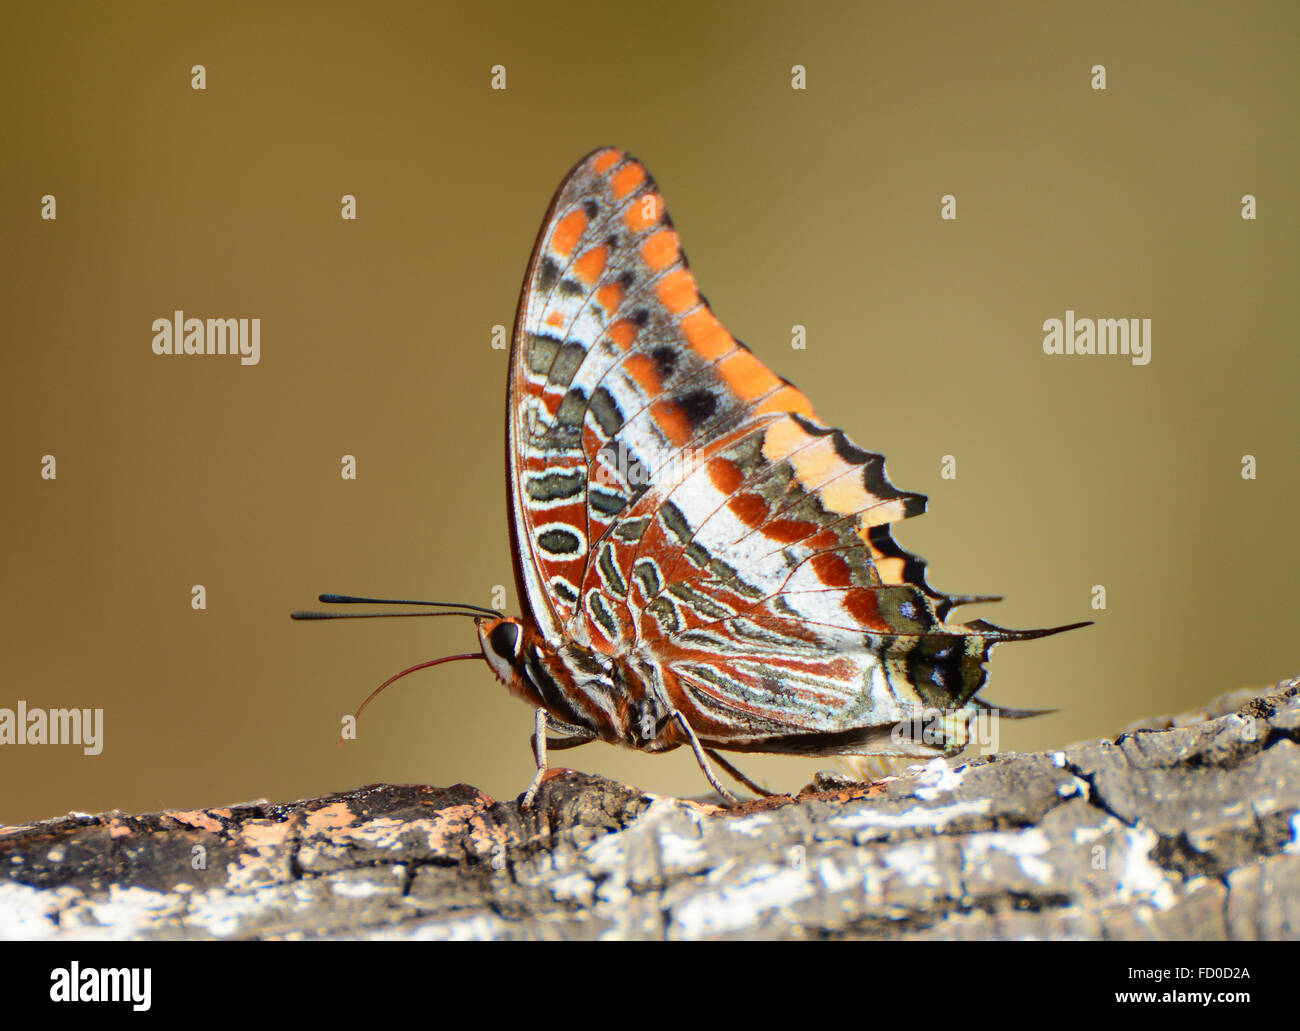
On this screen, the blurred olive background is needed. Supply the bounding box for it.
[1,1,1295,824]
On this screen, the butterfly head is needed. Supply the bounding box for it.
[476,613,608,698]
[476,615,590,709]
[477,616,528,689]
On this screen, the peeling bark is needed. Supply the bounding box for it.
[2,677,1298,940]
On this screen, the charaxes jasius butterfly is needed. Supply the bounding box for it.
[298,148,1087,806]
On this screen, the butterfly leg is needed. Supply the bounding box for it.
[521,707,550,809]
[705,748,777,797]
[673,712,739,805]
[522,709,595,809]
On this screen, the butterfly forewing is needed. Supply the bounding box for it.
[509,148,1066,756]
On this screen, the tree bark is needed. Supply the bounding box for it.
[2,676,1297,940]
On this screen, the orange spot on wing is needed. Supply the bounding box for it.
[876,556,907,583]
[611,162,647,199]
[761,416,813,462]
[651,399,692,446]
[551,209,588,257]
[857,499,911,527]
[608,318,637,349]
[680,307,734,360]
[596,282,625,313]
[708,458,744,494]
[640,229,680,271]
[656,268,697,313]
[574,245,608,284]
[728,493,768,528]
[843,588,885,629]
[811,553,853,589]
[717,347,781,401]
[754,385,816,418]
[820,472,871,515]
[625,352,661,395]
[790,436,839,484]
[592,149,622,173]
[808,528,840,550]
[546,310,566,329]
[766,518,815,544]
[625,193,664,232]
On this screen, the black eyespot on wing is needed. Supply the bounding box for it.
[613,518,647,542]
[589,386,624,437]
[549,578,578,606]
[525,332,562,375]
[583,199,599,218]
[587,591,619,639]
[645,597,681,634]
[538,258,560,292]
[538,528,582,555]
[549,342,586,387]
[525,468,585,501]
[650,345,678,378]
[554,388,588,430]
[590,488,628,516]
[659,501,692,544]
[596,545,628,597]
[632,308,650,326]
[676,389,717,427]
[632,558,662,597]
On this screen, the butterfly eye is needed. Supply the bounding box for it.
[487,621,522,662]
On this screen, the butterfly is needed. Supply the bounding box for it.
[300,148,1087,806]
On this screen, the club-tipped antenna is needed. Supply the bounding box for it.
[319,593,502,617]
[291,592,503,621]
[291,609,489,621]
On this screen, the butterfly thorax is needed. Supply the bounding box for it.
[477,616,679,752]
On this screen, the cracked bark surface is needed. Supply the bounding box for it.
[2,676,1298,940]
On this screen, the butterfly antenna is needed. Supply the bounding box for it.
[291,609,490,621]
[319,593,502,617]
[341,652,486,746]
[291,593,503,620]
